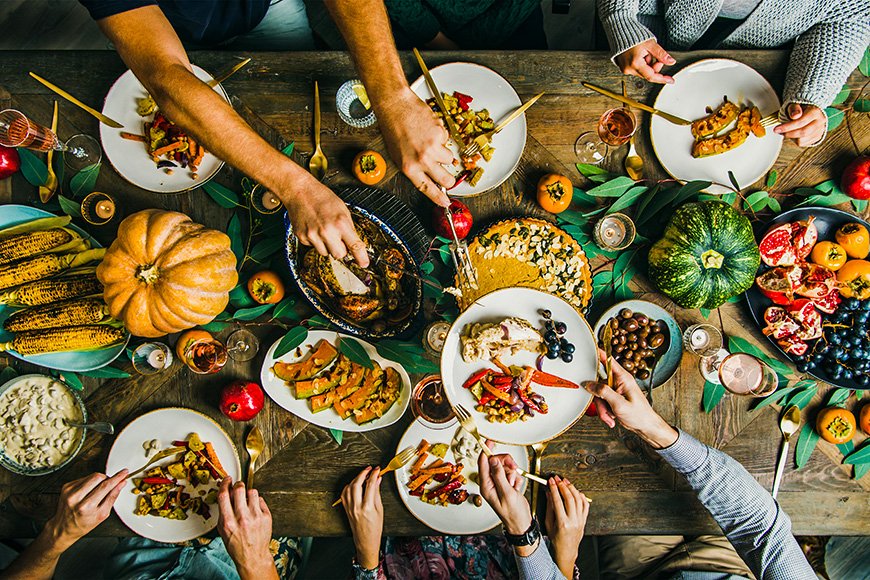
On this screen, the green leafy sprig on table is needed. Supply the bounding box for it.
[16,147,103,217]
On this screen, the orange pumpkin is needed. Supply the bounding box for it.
[536,174,573,214]
[97,209,238,337]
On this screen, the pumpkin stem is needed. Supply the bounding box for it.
[700,249,725,269]
[136,264,160,284]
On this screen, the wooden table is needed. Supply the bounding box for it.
[0,50,868,538]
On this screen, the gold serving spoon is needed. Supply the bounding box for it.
[245,426,264,489]
[771,405,801,498]
[309,80,328,180]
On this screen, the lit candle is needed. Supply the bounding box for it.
[147,348,167,369]
[424,321,451,354]
[95,199,115,220]
[261,191,281,211]
[593,212,636,251]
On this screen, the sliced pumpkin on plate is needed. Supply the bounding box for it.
[273,339,338,382]
[295,354,350,399]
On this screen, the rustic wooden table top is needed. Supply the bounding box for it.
[0,50,868,538]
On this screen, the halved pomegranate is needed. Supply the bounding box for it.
[787,299,823,340]
[795,263,836,299]
[812,287,841,314]
[780,336,808,356]
[762,306,800,339]
[756,265,803,305]
[793,216,818,261]
[758,217,818,267]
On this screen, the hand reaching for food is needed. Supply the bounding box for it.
[216,478,278,580]
[477,452,532,536]
[615,39,676,85]
[48,470,128,550]
[774,103,827,147]
[341,466,384,571]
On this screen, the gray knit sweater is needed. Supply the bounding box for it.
[597,0,870,112]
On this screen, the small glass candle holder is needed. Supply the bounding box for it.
[411,375,456,430]
[336,79,377,128]
[63,133,101,172]
[593,212,636,251]
[80,191,117,226]
[682,324,723,357]
[250,183,283,215]
[422,320,451,357]
[131,342,173,375]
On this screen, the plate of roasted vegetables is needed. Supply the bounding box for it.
[286,204,422,338]
[0,205,128,372]
[650,58,782,195]
[410,62,525,196]
[442,288,596,445]
[261,330,411,431]
[396,419,528,534]
[100,65,226,193]
[106,408,241,543]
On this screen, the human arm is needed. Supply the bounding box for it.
[323,0,454,205]
[595,0,675,83]
[341,467,384,578]
[216,478,279,580]
[95,6,369,265]
[544,476,588,578]
[583,349,815,580]
[0,470,127,580]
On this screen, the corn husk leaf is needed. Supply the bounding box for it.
[0,216,72,236]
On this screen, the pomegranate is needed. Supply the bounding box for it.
[758,217,818,267]
[841,156,870,201]
[762,306,800,339]
[787,299,822,340]
[780,336,808,357]
[812,287,841,314]
[219,380,265,421]
[756,265,802,305]
[433,199,473,240]
[795,263,836,299]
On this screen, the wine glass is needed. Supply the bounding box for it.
[182,336,228,374]
[575,107,638,165]
[411,375,455,430]
[718,353,778,397]
[225,328,260,362]
[0,109,100,169]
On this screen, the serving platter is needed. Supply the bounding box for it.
[441,287,595,445]
[0,204,129,372]
[106,407,242,543]
[260,330,411,431]
[650,58,783,194]
[395,418,528,535]
[410,62,525,196]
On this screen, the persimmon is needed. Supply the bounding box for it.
[837,260,870,300]
[815,406,856,444]
[810,241,847,271]
[835,223,870,259]
[860,403,870,435]
[176,329,213,365]
[352,150,386,185]
[537,174,573,214]
[247,270,285,304]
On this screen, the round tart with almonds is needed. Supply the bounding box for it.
[455,218,592,312]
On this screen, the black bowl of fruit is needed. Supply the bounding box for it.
[794,297,870,387]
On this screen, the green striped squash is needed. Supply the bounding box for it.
[648,201,759,309]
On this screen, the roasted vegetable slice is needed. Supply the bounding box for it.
[691,99,740,139]
[691,108,752,158]
[272,339,339,382]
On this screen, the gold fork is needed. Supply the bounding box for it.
[125,446,187,480]
[453,404,548,485]
[331,446,417,507]
[760,114,780,128]
[460,92,545,158]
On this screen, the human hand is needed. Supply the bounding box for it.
[376,88,455,206]
[614,39,676,84]
[545,476,589,578]
[583,349,678,449]
[341,466,383,570]
[45,470,128,550]
[280,175,370,267]
[216,478,277,580]
[774,103,826,147]
[478,452,532,535]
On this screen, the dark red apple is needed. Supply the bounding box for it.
[842,156,870,200]
[219,380,265,421]
[0,146,20,180]
[433,199,473,240]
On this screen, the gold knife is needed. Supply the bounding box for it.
[207,57,252,88]
[582,81,691,126]
[29,72,123,129]
[494,92,544,134]
[412,48,464,145]
[602,323,613,387]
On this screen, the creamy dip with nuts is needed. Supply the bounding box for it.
[0,376,83,469]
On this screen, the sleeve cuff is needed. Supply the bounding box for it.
[600,12,656,62]
[655,429,709,474]
[515,541,562,579]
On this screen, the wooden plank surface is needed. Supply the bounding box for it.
[0,50,868,537]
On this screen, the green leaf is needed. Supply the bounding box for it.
[743,190,770,212]
[765,170,778,188]
[571,187,598,206]
[699,308,711,319]
[420,261,435,274]
[249,237,283,263]
[272,296,298,320]
[0,365,18,384]
[273,326,310,358]
[69,163,101,198]
[854,99,870,113]
[855,462,870,479]
[608,185,648,214]
[784,385,817,410]
[825,107,845,131]
[793,379,817,390]
[751,386,798,410]
[827,388,853,406]
[199,320,230,333]
[721,192,737,205]
[844,442,870,465]
[794,423,819,469]
[831,87,851,106]
[375,340,439,373]
[575,163,611,177]
[702,380,725,413]
[57,195,83,219]
[281,142,295,156]
[338,336,374,369]
[797,191,852,207]
[202,181,243,208]
[766,197,782,213]
[727,170,741,192]
[79,366,131,378]
[837,441,855,456]
[859,46,870,77]
[586,173,612,183]
[231,303,275,321]
[329,428,343,445]
[17,148,48,187]
[635,185,681,227]
[586,176,635,198]
[852,199,869,213]
[59,372,83,390]
[229,284,256,308]
[227,214,244,267]
[307,314,331,328]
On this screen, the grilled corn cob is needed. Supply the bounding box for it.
[0,274,103,307]
[0,325,126,356]
[0,229,74,266]
[0,248,106,291]
[3,298,108,332]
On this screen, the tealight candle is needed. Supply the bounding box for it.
[423,320,451,356]
[593,212,636,251]
[80,192,118,226]
[95,199,115,220]
[261,191,281,211]
[250,184,283,214]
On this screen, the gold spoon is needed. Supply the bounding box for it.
[621,81,643,181]
[38,101,59,203]
[530,441,549,518]
[245,426,264,488]
[771,405,801,499]
[308,80,327,180]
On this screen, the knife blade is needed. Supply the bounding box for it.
[412,48,464,145]
[29,72,123,129]
[602,323,613,388]
[582,82,691,126]
[207,57,252,88]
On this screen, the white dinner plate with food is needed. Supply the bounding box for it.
[100,65,226,193]
[106,407,241,543]
[260,330,411,432]
[441,288,595,445]
[410,62,525,196]
[396,418,529,535]
[650,58,782,194]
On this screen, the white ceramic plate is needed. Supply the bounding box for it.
[100,66,226,193]
[106,408,241,543]
[260,330,411,432]
[441,288,595,445]
[395,418,528,534]
[650,58,783,194]
[410,62,525,196]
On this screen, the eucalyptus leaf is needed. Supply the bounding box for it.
[844,442,870,465]
[699,308,711,319]
[69,163,101,198]
[199,320,230,333]
[17,148,48,187]
[80,366,131,378]
[674,181,713,205]
[751,386,798,410]
[831,87,851,106]
[827,388,853,406]
[338,337,374,369]
[281,142,295,156]
[837,441,855,457]
[766,170,778,188]
[728,336,791,375]
[232,303,275,321]
[702,380,725,413]
[376,340,439,373]
[743,190,770,212]
[794,423,819,469]
[793,379,818,390]
[585,173,612,184]
[227,214,245,267]
[797,192,852,207]
[727,171,741,192]
[249,237,283,263]
[814,179,839,193]
[272,296,298,320]
[229,284,256,308]
[202,181,243,208]
[825,107,845,131]
[572,187,598,205]
[636,185,682,227]
[766,197,782,213]
[59,372,83,390]
[57,195,83,219]
[273,326,310,358]
[854,99,870,113]
[575,163,611,177]
[420,261,435,274]
[852,199,869,213]
[721,192,738,205]
[860,47,870,77]
[608,185,648,214]
[329,428,343,445]
[586,176,635,198]
[855,462,870,479]
[307,314,331,328]
[784,385,817,410]
[556,210,589,228]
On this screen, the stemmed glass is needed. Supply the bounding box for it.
[0,109,100,171]
[225,328,260,362]
[682,323,728,384]
[575,107,638,165]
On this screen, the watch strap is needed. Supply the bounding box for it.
[504,517,541,546]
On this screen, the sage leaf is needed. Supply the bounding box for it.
[586,176,635,198]
[794,423,819,469]
[844,442,870,465]
[273,326,309,358]
[329,428,343,445]
[702,380,725,413]
[825,107,845,131]
[17,148,48,187]
[80,366,131,378]
[338,337,374,369]
[751,386,797,410]
[57,195,83,219]
[69,163,101,198]
[203,181,243,208]
[765,170,778,188]
[854,99,870,113]
[232,303,275,321]
[227,214,244,267]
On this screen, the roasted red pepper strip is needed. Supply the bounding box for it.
[143,476,174,485]
[482,380,513,403]
[446,170,470,191]
[530,369,580,389]
[518,388,547,414]
[491,376,514,388]
[453,91,473,104]
[463,369,490,390]
[477,391,496,405]
[430,477,463,498]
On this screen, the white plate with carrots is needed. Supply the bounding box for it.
[100,65,226,193]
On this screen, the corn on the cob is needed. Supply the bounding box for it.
[0,248,106,292]
[0,229,74,266]
[0,274,103,307]
[3,298,108,332]
[0,325,126,356]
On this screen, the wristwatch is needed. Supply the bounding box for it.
[504,517,541,547]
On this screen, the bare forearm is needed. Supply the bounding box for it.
[1,525,67,580]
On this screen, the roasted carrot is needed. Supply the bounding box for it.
[120,131,147,142]
[411,451,429,473]
[417,440,431,455]
[202,443,228,479]
[416,465,454,476]
[407,472,433,491]
[151,140,185,157]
